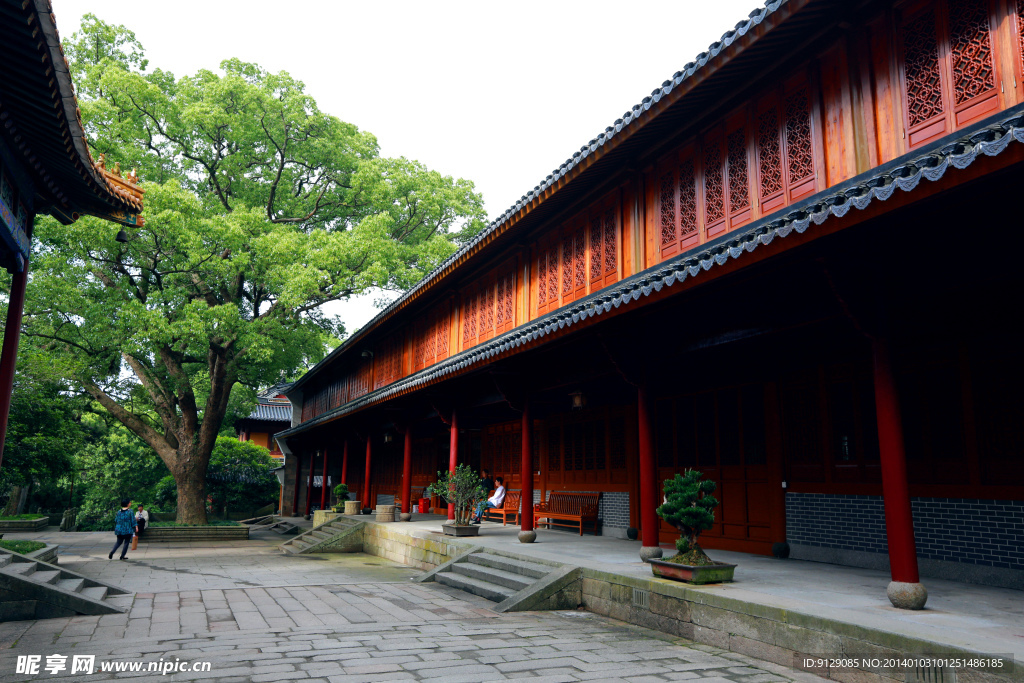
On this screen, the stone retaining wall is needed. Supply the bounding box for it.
[0,518,48,532]
[139,526,249,542]
[362,522,469,570]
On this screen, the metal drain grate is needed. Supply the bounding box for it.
[632,587,650,609]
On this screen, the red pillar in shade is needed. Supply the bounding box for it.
[304,451,315,516]
[0,265,29,468]
[519,399,535,541]
[340,439,349,486]
[364,436,373,511]
[873,337,922,585]
[320,448,329,510]
[637,385,663,561]
[448,409,458,521]
[401,428,413,517]
[291,454,302,515]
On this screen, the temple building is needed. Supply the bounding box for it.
[236,384,293,466]
[0,0,144,463]
[276,0,1024,606]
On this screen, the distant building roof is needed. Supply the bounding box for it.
[244,396,292,423]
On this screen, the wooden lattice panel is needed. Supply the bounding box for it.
[678,161,697,235]
[727,129,750,215]
[948,0,995,106]
[703,139,725,225]
[757,108,784,199]
[784,88,815,186]
[903,10,945,128]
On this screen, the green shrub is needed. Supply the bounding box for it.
[0,540,47,554]
[656,469,719,565]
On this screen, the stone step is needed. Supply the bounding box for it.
[4,562,36,577]
[291,538,311,549]
[0,554,11,568]
[31,570,60,585]
[309,530,332,541]
[466,553,551,579]
[451,561,534,592]
[58,578,85,593]
[81,586,108,602]
[435,571,515,602]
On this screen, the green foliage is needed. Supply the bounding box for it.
[205,437,279,516]
[0,540,47,554]
[426,464,486,526]
[0,352,87,494]
[656,470,719,555]
[332,483,349,499]
[0,514,45,520]
[22,15,487,524]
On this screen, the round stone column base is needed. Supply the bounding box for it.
[518,530,537,543]
[639,545,663,562]
[399,513,411,522]
[887,581,928,610]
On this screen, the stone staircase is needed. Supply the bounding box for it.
[0,550,132,620]
[279,516,363,555]
[421,548,581,613]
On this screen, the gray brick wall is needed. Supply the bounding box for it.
[786,493,1024,570]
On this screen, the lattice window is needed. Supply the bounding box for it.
[501,270,514,331]
[466,292,478,342]
[757,108,783,198]
[903,10,945,127]
[727,129,750,213]
[495,277,506,328]
[561,233,573,296]
[546,246,559,304]
[547,427,560,471]
[414,324,427,370]
[435,308,449,358]
[609,416,626,470]
[678,161,697,235]
[538,250,549,307]
[704,140,725,224]
[1019,0,1024,74]
[660,172,676,247]
[573,228,585,289]
[948,0,995,105]
[591,216,605,279]
[603,208,617,271]
[481,285,494,339]
[785,88,815,184]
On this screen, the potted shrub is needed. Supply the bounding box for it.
[426,464,486,536]
[651,470,736,584]
[331,483,350,512]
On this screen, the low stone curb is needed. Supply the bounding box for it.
[0,517,48,532]
[138,526,250,542]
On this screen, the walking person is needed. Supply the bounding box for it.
[108,499,137,561]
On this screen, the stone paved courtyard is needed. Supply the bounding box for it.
[0,532,828,683]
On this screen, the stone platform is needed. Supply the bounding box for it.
[346,513,1023,683]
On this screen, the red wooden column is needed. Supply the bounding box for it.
[519,398,535,543]
[448,409,458,521]
[291,454,302,516]
[320,448,329,510]
[364,436,373,511]
[304,451,315,517]
[401,427,413,520]
[0,265,29,467]
[341,439,349,485]
[873,336,927,609]
[637,385,663,562]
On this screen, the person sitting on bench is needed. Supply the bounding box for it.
[472,477,505,523]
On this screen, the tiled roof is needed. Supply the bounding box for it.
[276,105,1024,439]
[245,399,292,423]
[289,0,790,393]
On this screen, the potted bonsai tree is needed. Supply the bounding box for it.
[651,469,736,584]
[426,464,486,536]
[331,484,350,513]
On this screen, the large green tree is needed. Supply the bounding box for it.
[23,16,486,524]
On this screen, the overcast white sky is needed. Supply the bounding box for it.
[54,0,759,332]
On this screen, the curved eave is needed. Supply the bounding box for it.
[289,0,800,394]
[0,0,142,219]
[277,106,1024,441]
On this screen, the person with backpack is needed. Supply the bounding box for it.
[109,499,137,560]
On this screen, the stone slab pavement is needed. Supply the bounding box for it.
[0,531,829,683]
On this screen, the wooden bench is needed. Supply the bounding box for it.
[534,492,600,535]
[483,490,521,525]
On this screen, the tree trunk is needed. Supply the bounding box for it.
[2,486,22,516]
[173,446,209,525]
